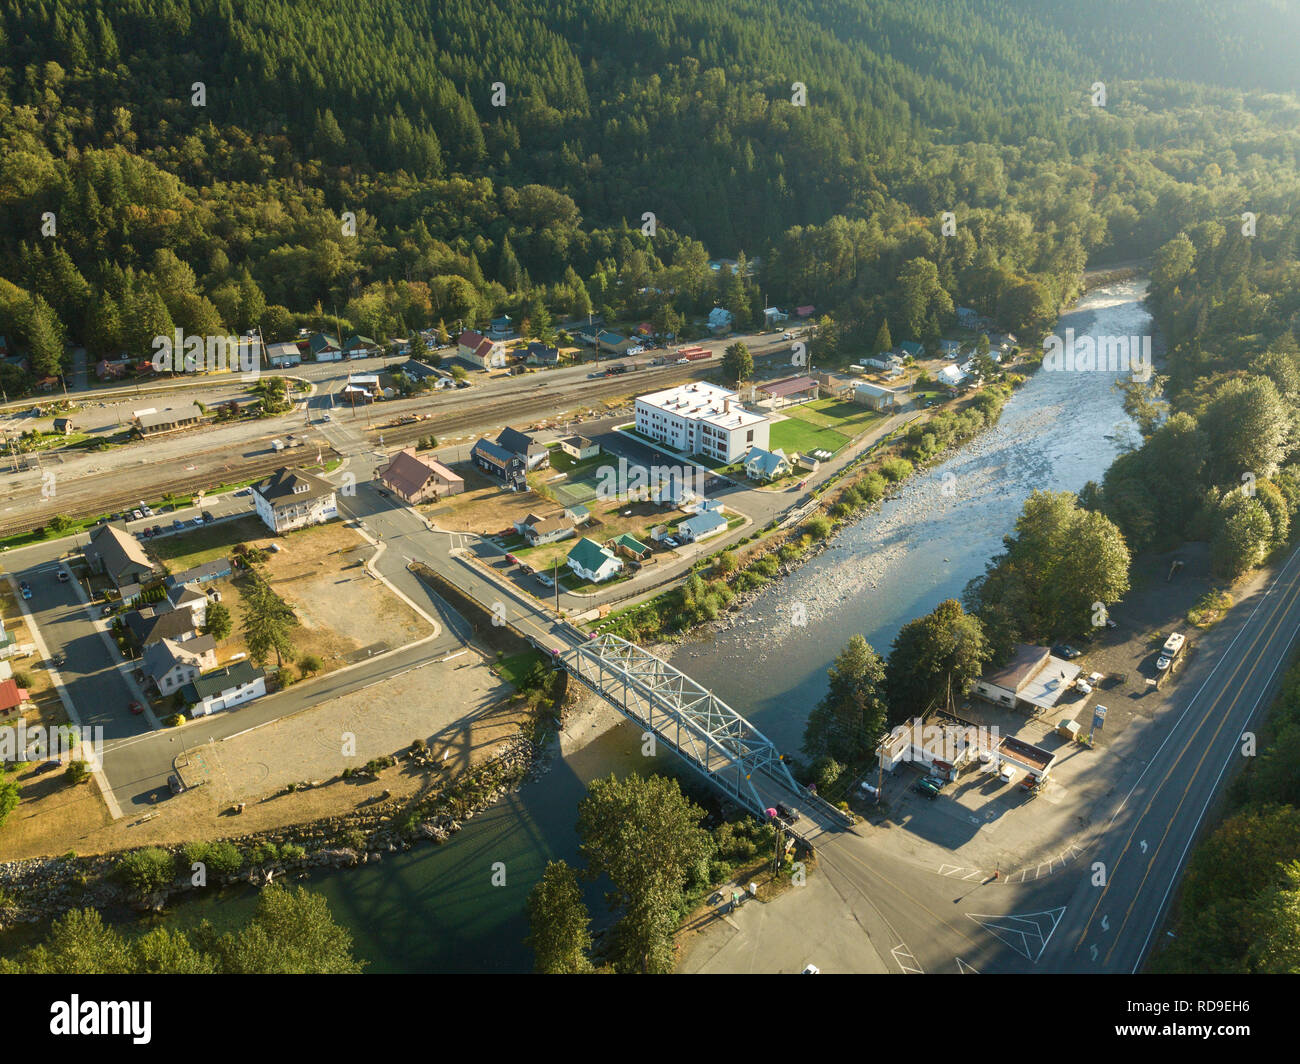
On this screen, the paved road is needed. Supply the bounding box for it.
[792,541,1300,974]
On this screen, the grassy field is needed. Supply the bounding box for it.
[149,515,268,572]
[768,417,849,456]
[785,399,884,437]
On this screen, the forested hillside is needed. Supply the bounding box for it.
[2,0,1300,391]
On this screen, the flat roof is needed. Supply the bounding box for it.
[998,735,1055,773]
[637,382,767,430]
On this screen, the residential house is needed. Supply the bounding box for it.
[396,358,448,385]
[125,606,200,648]
[343,335,380,358]
[609,532,652,561]
[763,307,789,327]
[567,537,623,583]
[85,524,158,591]
[141,635,217,696]
[938,340,964,360]
[564,503,591,525]
[525,342,560,366]
[180,661,267,718]
[814,371,856,399]
[342,374,382,404]
[896,341,924,359]
[251,467,338,533]
[707,307,734,335]
[597,330,632,355]
[0,678,31,722]
[795,305,816,318]
[265,341,302,368]
[936,365,967,389]
[676,509,728,543]
[514,512,575,547]
[309,333,343,361]
[470,437,526,488]
[95,357,131,380]
[557,435,599,461]
[496,426,550,471]
[52,417,73,435]
[457,330,507,369]
[166,558,233,587]
[134,404,204,436]
[744,447,792,482]
[862,354,904,372]
[956,306,980,329]
[378,448,465,503]
[158,582,209,628]
[489,315,513,338]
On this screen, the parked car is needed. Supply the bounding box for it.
[914,778,941,799]
[802,964,820,974]
[1052,644,1082,660]
[320,413,332,422]
[167,773,186,795]
[131,509,143,521]
[128,701,145,716]
[190,517,202,527]
[151,525,163,536]
[142,527,154,538]
[101,604,114,617]
[172,519,184,530]
[1075,679,1093,695]
[775,803,800,825]
[536,572,554,588]
[202,511,214,523]
[234,488,251,496]
[57,570,70,582]
[19,581,31,600]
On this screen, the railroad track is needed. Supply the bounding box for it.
[0,358,733,539]
[0,445,340,538]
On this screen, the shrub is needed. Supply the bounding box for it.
[165,713,184,727]
[64,760,89,785]
[813,755,844,792]
[115,847,175,894]
[879,457,913,483]
[298,653,323,678]
[804,515,833,540]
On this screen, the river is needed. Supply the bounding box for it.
[62,279,1154,972]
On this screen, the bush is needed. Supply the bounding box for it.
[115,847,175,894]
[182,840,243,876]
[64,760,89,785]
[879,457,913,483]
[804,515,833,540]
[298,653,323,678]
[165,713,184,727]
[813,755,844,792]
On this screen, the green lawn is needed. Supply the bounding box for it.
[768,417,849,456]
[495,649,548,690]
[786,399,884,437]
[150,515,266,572]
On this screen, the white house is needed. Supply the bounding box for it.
[635,381,769,463]
[141,636,217,696]
[160,583,208,629]
[708,307,734,334]
[743,447,791,482]
[457,330,507,369]
[180,661,267,718]
[567,537,623,583]
[265,341,302,368]
[251,467,338,533]
[972,644,1081,713]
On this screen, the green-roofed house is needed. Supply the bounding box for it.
[567,537,623,584]
[344,334,380,358]
[609,532,652,561]
[180,661,267,718]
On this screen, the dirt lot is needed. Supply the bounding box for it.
[0,587,66,734]
[0,654,535,859]
[150,517,428,679]
[420,465,548,534]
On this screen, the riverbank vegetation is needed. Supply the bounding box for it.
[0,885,362,974]
[525,772,794,973]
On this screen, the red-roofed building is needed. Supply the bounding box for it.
[0,678,30,716]
[795,305,816,318]
[456,330,506,369]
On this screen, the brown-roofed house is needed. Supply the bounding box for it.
[85,524,158,590]
[378,448,465,504]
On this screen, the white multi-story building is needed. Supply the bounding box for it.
[634,382,769,463]
[251,467,338,533]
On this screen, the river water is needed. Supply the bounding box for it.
[37,280,1153,972]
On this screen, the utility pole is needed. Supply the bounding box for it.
[553,556,560,614]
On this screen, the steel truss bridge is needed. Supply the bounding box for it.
[558,634,850,839]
